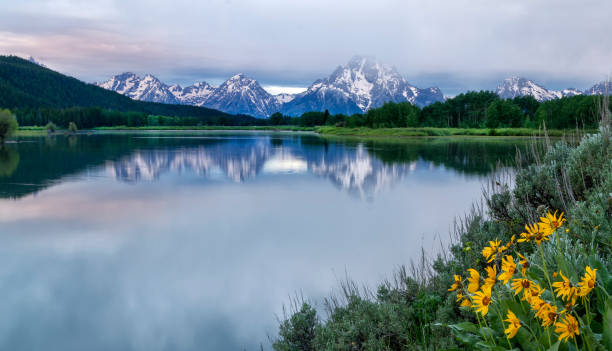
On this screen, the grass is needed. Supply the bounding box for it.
[315,126,593,137]
[15,126,46,136]
[15,125,593,139]
[92,125,315,132]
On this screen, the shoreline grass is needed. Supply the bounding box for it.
[15,125,593,139]
[15,126,46,136]
[91,125,315,132]
[314,126,593,137]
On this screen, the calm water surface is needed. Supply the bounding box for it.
[0,131,525,350]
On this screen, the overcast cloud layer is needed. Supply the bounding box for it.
[0,0,611,95]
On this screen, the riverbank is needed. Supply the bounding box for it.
[314,126,589,137]
[93,125,315,132]
[272,122,612,350]
[15,125,590,138]
[14,126,46,136]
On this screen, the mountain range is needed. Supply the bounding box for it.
[93,56,611,118]
[495,77,607,101]
[97,56,446,118]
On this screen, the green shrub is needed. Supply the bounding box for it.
[68,121,78,134]
[0,108,18,144]
[273,303,318,351]
[45,121,57,133]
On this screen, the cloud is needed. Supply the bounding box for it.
[0,0,611,94]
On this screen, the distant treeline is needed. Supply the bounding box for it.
[275,92,610,129]
[14,107,264,128]
[14,92,608,130]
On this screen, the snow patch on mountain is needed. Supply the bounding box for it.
[584,81,612,96]
[280,56,445,116]
[171,81,216,106]
[496,77,587,101]
[204,74,281,117]
[98,73,179,104]
[274,93,296,104]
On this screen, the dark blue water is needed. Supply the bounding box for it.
[0,131,524,350]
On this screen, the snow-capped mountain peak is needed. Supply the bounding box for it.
[585,81,612,96]
[496,76,559,101]
[203,74,281,117]
[219,73,260,93]
[170,81,216,106]
[98,72,179,104]
[280,56,445,116]
[496,76,584,101]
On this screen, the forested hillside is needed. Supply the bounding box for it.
[0,55,262,126]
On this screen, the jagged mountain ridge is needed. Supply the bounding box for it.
[204,74,281,117]
[96,58,611,117]
[98,72,180,105]
[98,72,279,118]
[495,76,609,102]
[280,56,445,115]
[584,81,612,95]
[97,56,446,117]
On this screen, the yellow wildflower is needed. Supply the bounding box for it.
[511,278,533,296]
[499,235,515,253]
[565,296,577,309]
[456,292,472,307]
[482,239,501,262]
[483,265,497,289]
[467,269,480,293]
[522,282,545,302]
[536,303,559,327]
[517,223,538,243]
[517,253,529,275]
[472,285,492,316]
[503,309,521,339]
[533,227,552,245]
[552,271,577,302]
[554,314,579,342]
[577,266,597,297]
[539,210,565,234]
[448,275,462,292]
[498,255,516,284]
[528,295,546,312]
[518,223,551,245]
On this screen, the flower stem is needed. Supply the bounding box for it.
[538,244,556,303]
[493,303,512,349]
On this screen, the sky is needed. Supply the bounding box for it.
[0,0,611,95]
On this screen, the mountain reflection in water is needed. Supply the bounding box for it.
[0,131,527,351]
[1,132,525,199]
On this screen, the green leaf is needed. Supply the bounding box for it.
[546,340,560,351]
[602,299,612,350]
[513,328,537,351]
[448,322,480,333]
